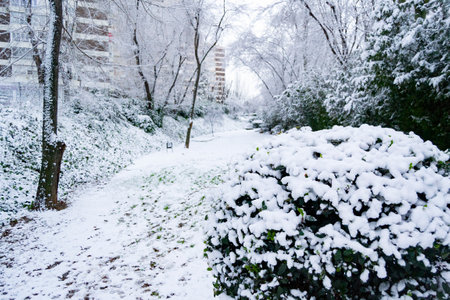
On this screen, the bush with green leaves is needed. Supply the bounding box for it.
[206,125,449,299]
[362,0,450,150]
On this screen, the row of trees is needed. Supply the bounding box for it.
[110,0,228,148]
[1,0,229,210]
[230,0,371,99]
[111,0,227,113]
[235,0,449,150]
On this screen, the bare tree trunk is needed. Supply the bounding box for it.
[133,0,153,110]
[179,70,195,105]
[185,14,202,149]
[61,66,71,101]
[151,51,167,97]
[302,8,309,73]
[35,0,66,211]
[184,1,226,148]
[185,63,201,149]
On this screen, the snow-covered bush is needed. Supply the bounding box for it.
[206,125,450,299]
[363,0,450,150]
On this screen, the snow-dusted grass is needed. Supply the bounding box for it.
[0,92,243,223]
[206,125,450,299]
[0,129,267,299]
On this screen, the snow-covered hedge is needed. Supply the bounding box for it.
[206,125,450,299]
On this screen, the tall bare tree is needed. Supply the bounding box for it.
[132,0,153,110]
[35,0,65,210]
[110,0,195,110]
[297,0,367,67]
[229,1,329,100]
[184,0,227,149]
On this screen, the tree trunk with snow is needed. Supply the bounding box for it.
[35,0,66,210]
[133,0,153,110]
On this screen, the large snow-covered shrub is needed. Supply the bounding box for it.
[206,125,450,299]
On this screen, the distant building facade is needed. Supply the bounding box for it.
[0,0,45,82]
[71,0,111,89]
[0,0,111,102]
[213,47,226,102]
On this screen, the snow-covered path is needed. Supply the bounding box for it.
[0,129,268,299]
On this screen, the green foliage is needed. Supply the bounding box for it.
[363,0,450,150]
[0,92,190,222]
[123,99,161,133]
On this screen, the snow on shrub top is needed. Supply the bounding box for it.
[206,125,449,299]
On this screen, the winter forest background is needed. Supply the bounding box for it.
[0,0,449,299]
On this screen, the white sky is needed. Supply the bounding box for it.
[224,0,277,101]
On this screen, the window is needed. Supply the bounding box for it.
[0,47,11,60]
[0,12,10,25]
[0,30,10,42]
[12,31,29,42]
[10,12,27,24]
[11,47,31,59]
[0,65,12,77]
[10,0,37,7]
[0,1,10,9]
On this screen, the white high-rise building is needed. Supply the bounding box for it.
[0,0,112,103]
[212,47,226,102]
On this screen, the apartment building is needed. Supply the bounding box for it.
[72,0,111,88]
[0,0,111,103]
[0,0,46,97]
[213,47,226,103]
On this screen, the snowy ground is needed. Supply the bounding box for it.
[0,129,268,299]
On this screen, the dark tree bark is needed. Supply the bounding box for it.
[179,69,195,105]
[185,15,202,149]
[185,64,201,148]
[35,0,66,210]
[133,0,153,110]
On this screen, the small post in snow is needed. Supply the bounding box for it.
[166,141,173,152]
